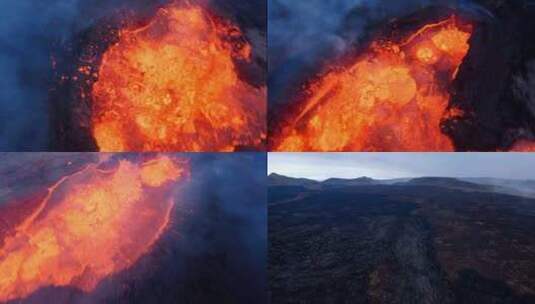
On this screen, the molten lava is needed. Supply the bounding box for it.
[91,4,266,152]
[0,156,187,302]
[271,16,472,151]
[509,140,535,152]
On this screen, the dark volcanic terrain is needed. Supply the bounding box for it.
[269,174,535,304]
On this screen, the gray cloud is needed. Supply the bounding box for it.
[268,153,535,180]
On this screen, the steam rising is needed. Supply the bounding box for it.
[268,0,456,107]
[0,0,169,150]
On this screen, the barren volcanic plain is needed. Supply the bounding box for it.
[269,174,535,303]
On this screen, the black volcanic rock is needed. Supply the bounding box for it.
[444,0,535,150]
[269,179,535,303]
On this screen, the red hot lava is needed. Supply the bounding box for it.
[87,3,266,152]
[0,156,187,302]
[271,16,473,151]
[509,140,535,152]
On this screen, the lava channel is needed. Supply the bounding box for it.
[271,16,472,151]
[89,4,266,152]
[0,156,187,302]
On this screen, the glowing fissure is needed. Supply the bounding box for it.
[0,156,186,302]
[90,4,266,152]
[272,16,472,151]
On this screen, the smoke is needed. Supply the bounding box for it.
[463,177,535,199]
[268,0,358,68]
[174,153,267,303]
[514,60,535,120]
[268,0,456,107]
[0,0,168,151]
[96,153,267,303]
[0,1,73,151]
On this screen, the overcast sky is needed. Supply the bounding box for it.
[268,153,535,180]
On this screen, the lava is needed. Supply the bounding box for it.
[0,156,187,302]
[90,4,266,152]
[509,140,535,152]
[271,16,472,151]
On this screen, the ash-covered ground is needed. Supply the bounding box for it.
[0,153,267,304]
[269,174,535,303]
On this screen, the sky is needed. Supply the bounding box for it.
[268,153,535,181]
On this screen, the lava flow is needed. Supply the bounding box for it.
[510,140,535,152]
[271,16,472,151]
[90,4,266,152]
[0,156,187,302]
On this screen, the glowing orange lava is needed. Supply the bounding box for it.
[91,4,266,152]
[271,16,472,151]
[0,156,187,302]
[509,140,535,152]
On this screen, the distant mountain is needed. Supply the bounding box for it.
[400,177,491,191]
[463,178,535,198]
[268,173,318,187]
[268,174,410,188]
[322,177,376,187]
[466,178,535,188]
[402,177,535,198]
[267,174,535,197]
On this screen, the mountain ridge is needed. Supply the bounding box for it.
[268,173,535,198]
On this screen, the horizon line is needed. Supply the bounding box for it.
[268,172,535,182]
